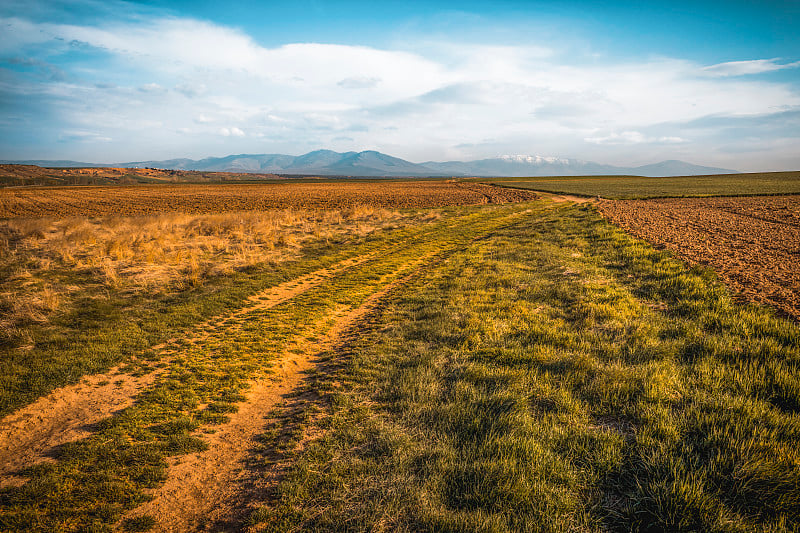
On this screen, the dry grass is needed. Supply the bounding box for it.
[0,206,413,344]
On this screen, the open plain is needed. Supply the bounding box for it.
[0,165,284,187]
[0,181,535,218]
[487,171,800,198]
[0,178,799,533]
[4,0,800,530]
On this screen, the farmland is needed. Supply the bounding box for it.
[599,195,800,320]
[486,171,800,198]
[0,165,283,187]
[0,181,535,218]
[0,180,799,532]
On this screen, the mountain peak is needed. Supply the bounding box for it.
[1,150,739,177]
[497,154,575,165]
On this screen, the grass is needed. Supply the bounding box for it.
[251,202,800,532]
[480,171,800,198]
[0,207,408,344]
[0,206,428,416]
[3,198,799,531]
[0,203,531,532]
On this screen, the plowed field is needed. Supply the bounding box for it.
[0,181,536,218]
[598,195,800,320]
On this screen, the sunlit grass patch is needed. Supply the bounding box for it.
[0,207,421,347]
[253,202,800,532]
[0,203,535,531]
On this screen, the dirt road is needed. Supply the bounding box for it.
[0,204,537,532]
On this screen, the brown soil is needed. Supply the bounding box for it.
[598,195,800,320]
[539,192,595,204]
[118,251,436,532]
[0,181,537,218]
[0,252,376,486]
[0,367,158,489]
[0,164,281,187]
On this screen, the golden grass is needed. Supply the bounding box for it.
[0,206,414,344]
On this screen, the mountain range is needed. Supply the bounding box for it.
[1,150,738,177]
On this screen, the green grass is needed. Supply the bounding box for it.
[3,200,799,531]
[0,204,532,532]
[253,202,800,532]
[0,205,472,418]
[480,171,800,198]
[0,232,365,417]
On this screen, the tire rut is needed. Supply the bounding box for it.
[0,251,380,484]
[0,210,494,486]
[116,250,440,532]
[0,368,158,489]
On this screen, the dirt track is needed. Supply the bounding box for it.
[0,205,535,532]
[119,250,436,532]
[0,252,377,488]
[598,195,800,320]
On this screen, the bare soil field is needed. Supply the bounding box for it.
[0,181,535,218]
[0,165,282,187]
[598,195,800,320]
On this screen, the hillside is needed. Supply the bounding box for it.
[2,150,738,178]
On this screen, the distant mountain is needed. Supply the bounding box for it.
[297,150,433,175]
[424,155,736,177]
[423,155,622,177]
[121,150,436,175]
[627,159,735,177]
[1,151,738,177]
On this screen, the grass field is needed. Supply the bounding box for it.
[253,202,800,532]
[483,171,800,198]
[1,190,798,532]
[0,206,441,414]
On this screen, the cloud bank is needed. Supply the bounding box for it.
[1,3,799,170]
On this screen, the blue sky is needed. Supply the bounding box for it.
[1,0,799,170]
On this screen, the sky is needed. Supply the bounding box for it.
[1,0,799,170]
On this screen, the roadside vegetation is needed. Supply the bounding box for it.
[484,171,800,198]
[252,202,800,532]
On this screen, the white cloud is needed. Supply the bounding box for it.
[138,82,163,92]
[585,131,647,145]
[175,82,207,98]
[700,58,800,77]
[1,8,799,169]
[338,77,380,89]
[219,127,245,137]
[585,131,688,145]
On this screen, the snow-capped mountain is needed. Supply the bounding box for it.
[2,151,738,177]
